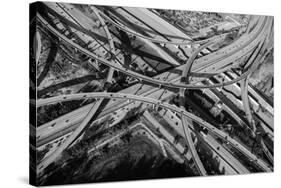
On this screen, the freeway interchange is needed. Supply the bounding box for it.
[30,2,274,185]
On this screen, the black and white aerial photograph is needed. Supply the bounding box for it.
[29,1,274,186]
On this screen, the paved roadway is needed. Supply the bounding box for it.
[36,13,272,149]
[90,6,116,83]
[35,5,273,175]
[37,99,104,175]
[36,92,272,172]
[35,5,272,88]
[158,109,250,174]
[37,14,270,91]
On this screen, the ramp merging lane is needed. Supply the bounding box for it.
[34,5,273,177]
[36,92,272,172]
[36,12,272,149]
[37,14,271,90]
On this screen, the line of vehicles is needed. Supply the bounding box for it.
[31,2,274,181]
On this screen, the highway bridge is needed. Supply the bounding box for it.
[30,2,274,183]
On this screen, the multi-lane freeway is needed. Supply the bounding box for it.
[31,2,274,183]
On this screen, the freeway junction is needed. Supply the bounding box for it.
[30,2,274,185]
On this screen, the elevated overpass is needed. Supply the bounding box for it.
[33,3,274,178]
